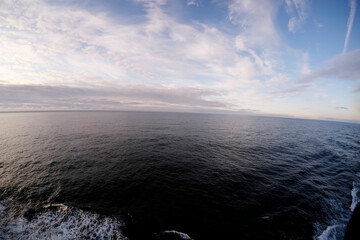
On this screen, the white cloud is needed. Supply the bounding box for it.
[0,0,283,91]
[285,0,308,33]
[299,49,360,83]
[187,0,200,7]
[0,0,349,120]
[228,0,281,48]
[0,83,233,111]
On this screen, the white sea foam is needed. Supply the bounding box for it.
[0,200,127,240]
[43,203,68,212]
[162,230,192,239]
[315,173,360,240]
[350,180,360,212]
[317,224,344,240]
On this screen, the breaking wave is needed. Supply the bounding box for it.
[350,176,360,212]
[0,200,127,240]
[157,230,193,240]
[314,173,360,240]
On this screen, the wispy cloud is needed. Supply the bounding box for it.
[298,49,360,83]
[0,83,232,111]
[0,0,271,89]
[229,0,281,48]
[0,0,358,121]
[285,0,308,33]
[335,106,349,110]
[187,0,200,7]
[343,0,357,53]
[266,83,313,98]
[0,0,301,99]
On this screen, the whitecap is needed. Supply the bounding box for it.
[43,203,68,212]
[160,230,192,239]
[317,224,344,240]
[314,173,360,239]
[350,181,359,212]
[0,200,127,240]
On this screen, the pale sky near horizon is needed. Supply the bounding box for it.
[0,0,359,122]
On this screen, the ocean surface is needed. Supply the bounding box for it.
[0,111,359,240]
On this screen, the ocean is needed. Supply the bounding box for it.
[0,111,359,240]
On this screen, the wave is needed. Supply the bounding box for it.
[157,230,193,240]
[0,200,127,240]
[350,175,360,212]
[317,224,345,240]
[314,173,360,240]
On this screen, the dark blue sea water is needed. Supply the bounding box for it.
[0,112,359,240]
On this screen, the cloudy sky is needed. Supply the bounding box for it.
[0,0,359,122]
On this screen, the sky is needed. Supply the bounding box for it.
[0,0,359,122]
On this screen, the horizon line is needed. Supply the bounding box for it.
[0,109,359,125]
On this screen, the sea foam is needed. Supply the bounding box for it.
[315,173,360,240]
[350,177,360,212]
[156,230,193,240]
[0,200,127,240]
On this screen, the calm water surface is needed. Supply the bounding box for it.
[0,112,359,240]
